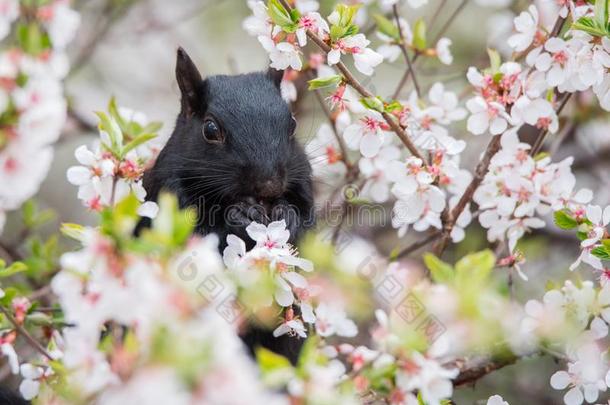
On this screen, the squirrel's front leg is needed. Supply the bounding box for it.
[270,198,313,244]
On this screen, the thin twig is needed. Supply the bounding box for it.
[392,4,420,97]
[276,0,423,160]
[70,0,138,75]
[0,305,53,361]
[394,231,441,260]
[392,0,467,99]
[434,134,503,254]
[304,29,424,160]
[433,0,468,44]
[451,354,518,387]
[0,241,22,262]
[308,72,352,168]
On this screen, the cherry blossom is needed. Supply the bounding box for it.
[343,114,389,158]
[19,364,53,400]
[487,395,510,405]
[314,302,358,338]
[550,343,609,405]
[295,12,328,47]
[395,352,459,405]
[466,96,510,135]
[306,123,347,182]
[259,37,303,71]
[474,130,579,251]
[328,33,383,76]
[223,220,315,328]
[359,145,401,203]
[530,37,574,87]
[507,5,540,52]
[581,205,610,248]
[436,38,453,65]
[377,17,411,62]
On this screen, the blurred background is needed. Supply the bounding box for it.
[15,0,610,403]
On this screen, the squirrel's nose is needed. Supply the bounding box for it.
[256,178,284,199]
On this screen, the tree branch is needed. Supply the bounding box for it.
[299,12,425,161]
[0,305,54,361]
[394,231,441,260]
[308,72,353,169]
[434,134,502,254]
[450,354,518,387]
[392,4,420,98]
[392,0,467,99]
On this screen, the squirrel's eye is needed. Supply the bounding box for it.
[202,119,224,144]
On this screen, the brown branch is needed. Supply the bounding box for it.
[0,241,22,262]
[308,72,352,169]
[0,305,53,361]
[450,354,518,387]
[434,134,503,254]
[392,0,467,99]
[433,0,468,44]
[70,0,139,75]
[300,13,425,161]
[394,231,441,260]
[392,4,421,97]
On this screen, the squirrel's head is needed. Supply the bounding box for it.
[166,47,310,207]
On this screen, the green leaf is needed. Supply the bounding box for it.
[0,262,27,278]
[360,96,385,112]
[594,0,609,30]
[423,253,454,284]
[534,152,550,161]
[141,121,163,134]
[329,4,361,41]
[334,4,361,27]
[384,100,403,113]
[122,133,157,156]
[373,14,400,40]
[308,75,342,90]
[455,249,495,287]
[60,223,86,241]
[572,16,608,36]
[256,347,294,387]
[554,210,578,230]
[22,200,36,227]
[96,111,123,155]
[108,97,127,130]
[487,48,501,74]
[256,347,292,372]
[26,312,53,326]
[267,0,297,32]
[413,18,427,50]
[591,246,610,259]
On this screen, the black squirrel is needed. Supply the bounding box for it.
[141,48,314,249]
[141,48,314,363]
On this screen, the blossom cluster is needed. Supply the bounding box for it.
[474,130,591,259]
[0,0,80,234]
[524,280,610,405]
[66,100,162,217]
[14,195,286,404]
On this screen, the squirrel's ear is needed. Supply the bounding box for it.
[266,67,284,90]
[176,47,203,116]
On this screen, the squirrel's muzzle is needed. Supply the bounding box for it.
[256,178,285,199]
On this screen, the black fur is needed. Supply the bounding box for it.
[141,48,314,363]
[0,385,28,405]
